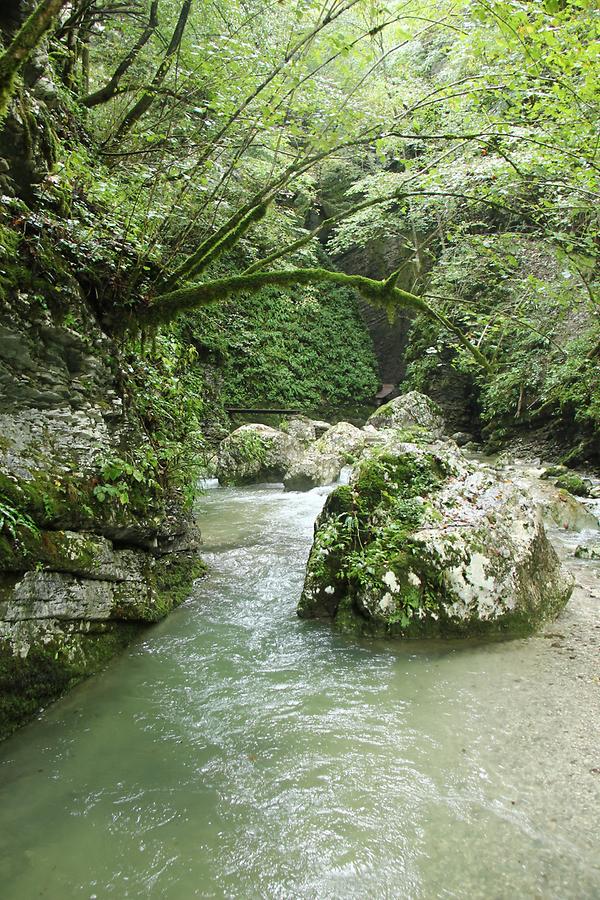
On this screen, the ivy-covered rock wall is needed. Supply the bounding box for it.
[186,273,379,412]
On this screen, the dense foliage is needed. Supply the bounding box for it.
[189,278,378,409]
[0,0,598,460]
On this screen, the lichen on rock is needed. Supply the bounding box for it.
[283,421,366,491]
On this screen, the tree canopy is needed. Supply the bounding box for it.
[0,0,598,371]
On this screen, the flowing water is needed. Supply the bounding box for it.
[0,481,599,899]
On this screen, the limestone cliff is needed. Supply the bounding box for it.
[0,232,205,740]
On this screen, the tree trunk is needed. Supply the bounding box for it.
[82,0,159,108]
[107,0,190,145]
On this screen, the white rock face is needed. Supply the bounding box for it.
[0,571,150,621]
[399,470,574,630]
[367,391,445,437]
[280,417,317,445]
[541,489,599,532]
[216,419,368,490]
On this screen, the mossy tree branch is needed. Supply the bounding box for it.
[107,0,191,146]
[0,0,68,119]
[161,132,486,291]
[141,268,491,370]
[161,202,269,291]
[243,191,405,275]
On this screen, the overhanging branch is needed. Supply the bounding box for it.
[140,268,491,370]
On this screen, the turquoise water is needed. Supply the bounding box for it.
[0,483,598,898]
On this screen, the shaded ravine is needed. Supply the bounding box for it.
[0,479,598,899]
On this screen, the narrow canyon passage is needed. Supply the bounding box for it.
[0,481,598,899]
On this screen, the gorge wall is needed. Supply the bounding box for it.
[0,239,207,740]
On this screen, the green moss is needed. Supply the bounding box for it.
[325,484,354,517]
[374,401,395,418]
[0,621,142,741]
[0,547,206,740]
[332,595,365,634]
[300,448,447,631]
[151,554,207,616]
[554,472,590,497]
[353,450,441,511]
[393,425,432,443]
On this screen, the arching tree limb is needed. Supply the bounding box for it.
[141,268,491,370]
[243,192,405,276]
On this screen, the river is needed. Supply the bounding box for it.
[0,479,599,898]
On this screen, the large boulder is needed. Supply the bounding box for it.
[216,423,301,485]
[279,416,319,445]
[298,441,573,638]
[283,422,366,491]
[540,489,598,532]
[367,391,445,437]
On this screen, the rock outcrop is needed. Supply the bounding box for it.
[298,436,573,639]
[216,418,367,490]
[216,393,448,492]
[366,391,445,437]
[538,489,599,532]
[216,423,302,485]
[283,422,366,491]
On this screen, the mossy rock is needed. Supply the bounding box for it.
[540,465,569,480]
[554,473,591,498]
[0,540,206,740]
[216,423,301,485]
[0,620,142,741]
[299,441,573,640]
[367,391,445,438]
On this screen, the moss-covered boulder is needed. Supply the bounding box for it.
[367,391,445,437]
[298,441,573,639]
[574,541,600,560]
[216,423,303,485]
[554,472,592,498]
[283,422,367,491]
[540,465,569,480]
